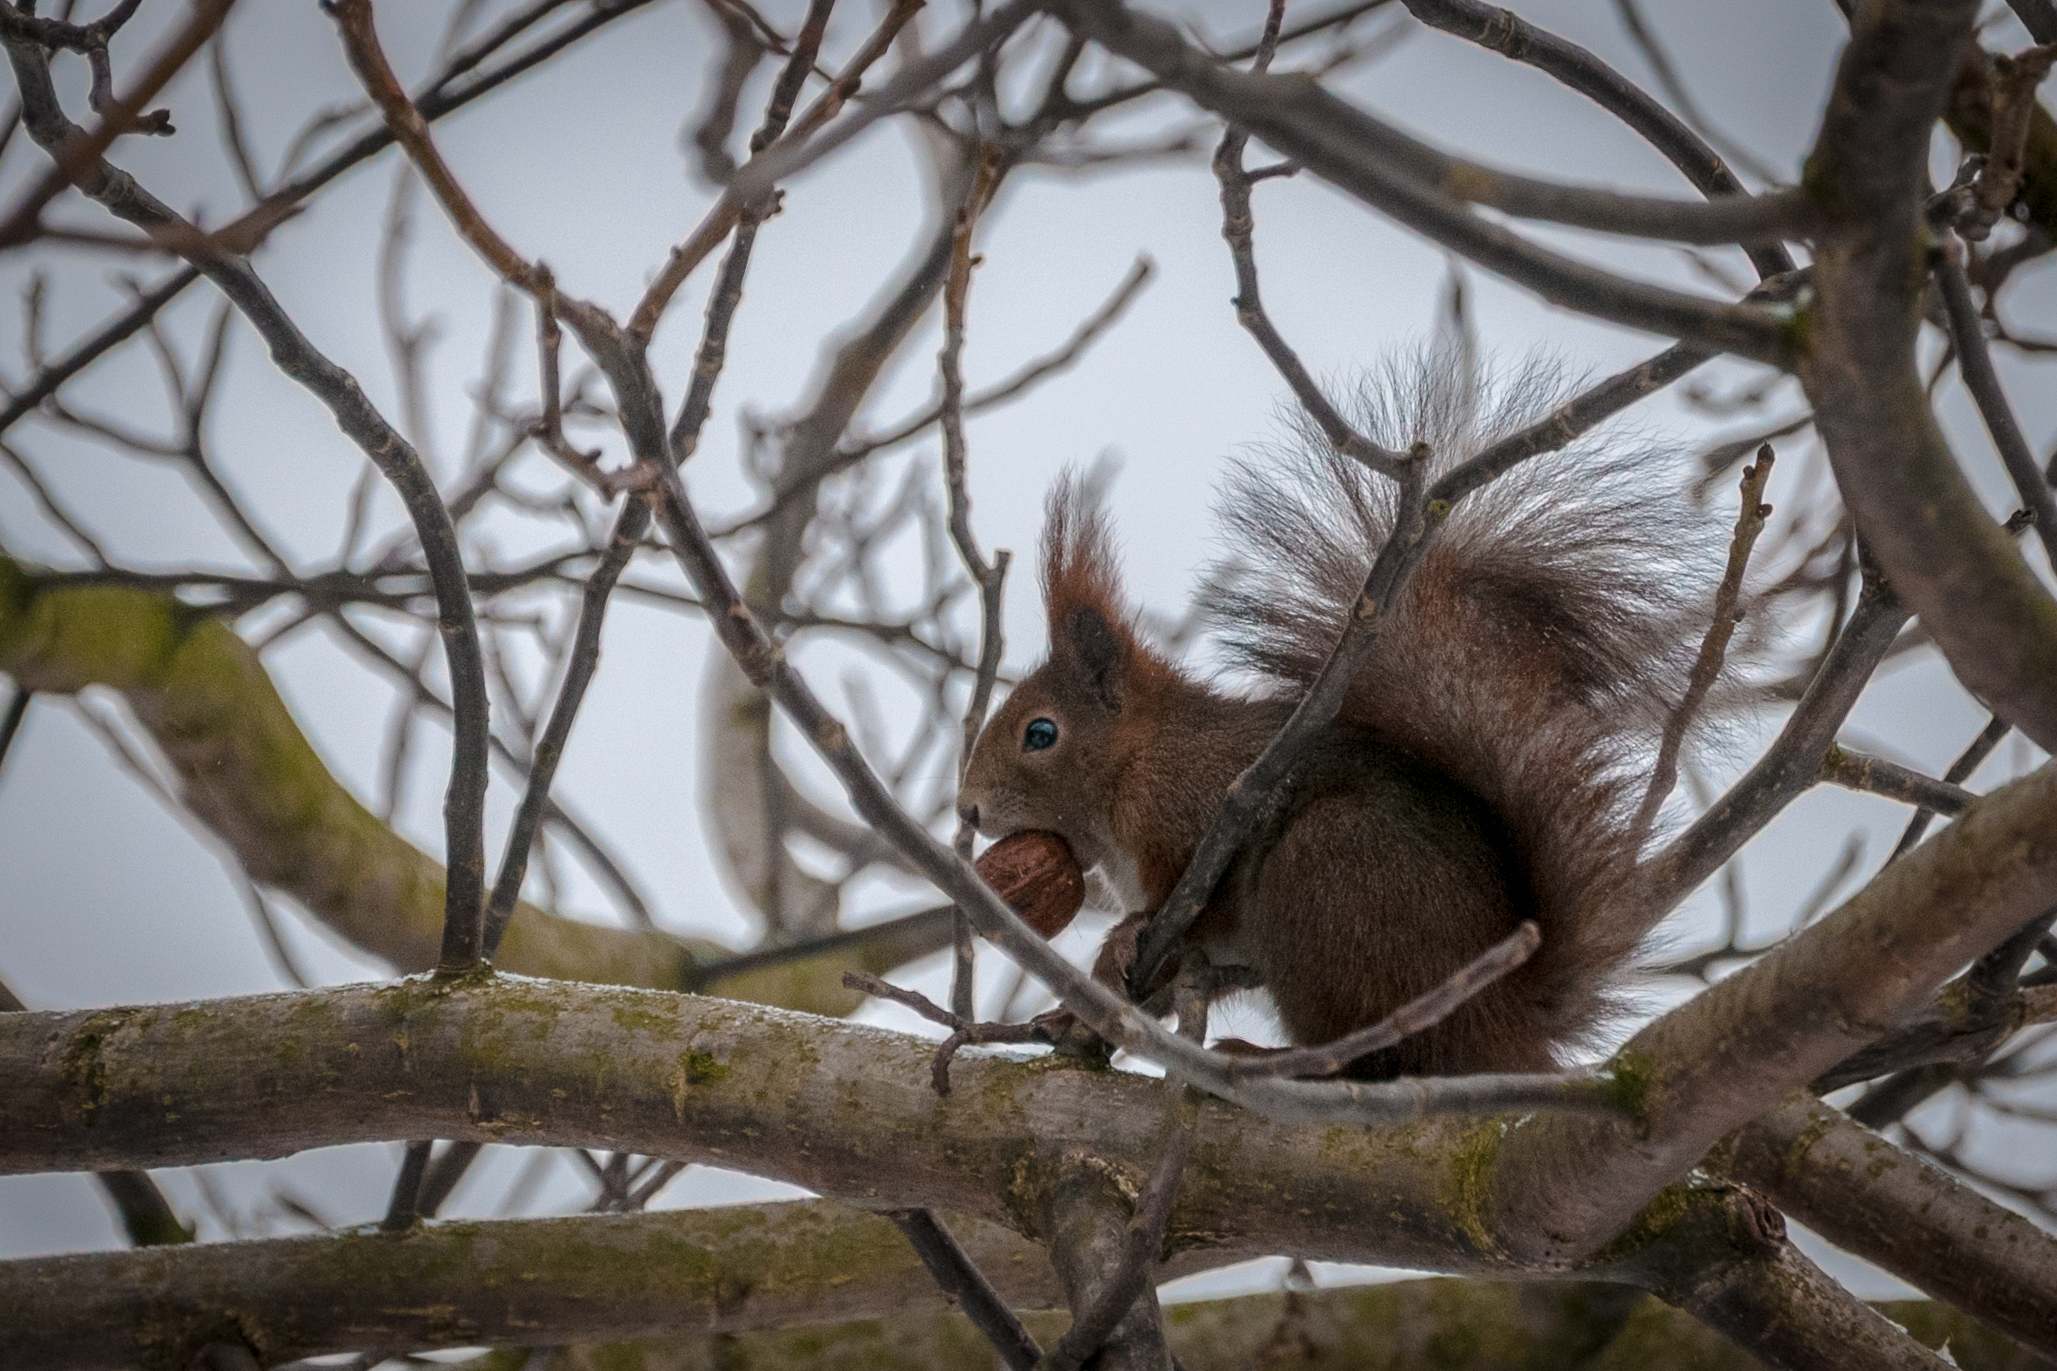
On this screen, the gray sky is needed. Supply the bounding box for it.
[1,0,2051,1308]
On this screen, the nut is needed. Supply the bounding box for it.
[973,830,1086,939]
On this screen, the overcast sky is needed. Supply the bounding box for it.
[1,0,2051,1308]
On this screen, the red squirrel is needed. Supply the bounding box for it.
[956,357,1720,1077]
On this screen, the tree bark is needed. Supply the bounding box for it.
[1488,758,2057,1264]
[1719,1094,2057,1359]
[0,975,1499,1272]
[4,1190,2039,1371]
[5,970,2053,1365]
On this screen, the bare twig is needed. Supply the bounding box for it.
[206,28,262,202]
[840,256,1156,467]
[682,904,956,990]
[1821,745,1979,815]
[886,1209,1043,1371]
[1213,0,1410,479]
[667,0,836,463]
[629,0,926,341]
[1633,445,1775,838]
[379,1139,433,1231]
[720,255,1156,539]
[526,269,607,487]
[0,686,29,779]
[234,877,314,991]
[1963,40,2057,239]
[1054,0,1801,364]
[1224,920,1541,1080]
[3,0,647,445]
[2008,0,2057,41]
[1817,968,2052,1095]
[94,1168,194,1247]
[1,25,494,971]
[1934,235,2057,573]
[0,0,231,249]
[1399,0,1794,281]
[841,971,1048,1095]
[722,0,1042,210]
[482,509,640,957]
[1640,572,1908,912]
[332,0,546,294]
[1605,0,1781,186]
[1890,714,2011,860]
[0,267,197,436]
[686,0,764,184]
[940,146,1010,1020]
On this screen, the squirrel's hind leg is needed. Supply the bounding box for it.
[1237,779,1544,1077]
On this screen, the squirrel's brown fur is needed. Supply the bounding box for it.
[959,353,1719,1077]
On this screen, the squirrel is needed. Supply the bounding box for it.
[956,353,1723,1078]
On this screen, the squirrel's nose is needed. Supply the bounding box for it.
[957,800,980,830]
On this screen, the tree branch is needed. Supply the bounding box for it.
[1051,0,1799,362]
[1820,743,1979,815]
[2,973,2017,1369]
[1800,0,2057,752]
[1633,445,1776,837]
[1490,757,2057,1265]
[1720,1093,2057,1359]
[1398,0,1797,280]
[0,0,233,248]
[2,1197,2038,1371]
[1,27,494,969]
[1639,571,1909,910]
[1933,235,2057,573]
[0,973,1609,1263]
[887,1208,1043,1371]
[1129,457,1437,992]
[1211,0,1410,480]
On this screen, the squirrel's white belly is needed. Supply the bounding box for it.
[1093,848,1150,914]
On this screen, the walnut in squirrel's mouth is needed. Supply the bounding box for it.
[971,830,1085,939]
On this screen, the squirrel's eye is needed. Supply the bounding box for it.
[1023,717,1059,752]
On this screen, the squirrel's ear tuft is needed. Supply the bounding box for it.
[1043,473,1133,711]
[1064,603,1126,710]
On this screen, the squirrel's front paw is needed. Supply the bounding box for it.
[1096,909,1150,987]
[1030,1006,1114,1065]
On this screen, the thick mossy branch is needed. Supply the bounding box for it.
[496,1289,2038,1371]
[0,1194,2035,1371]
[0,975,1762,1318]
[0,974,1502,1274]
[4,968,2052,1366]
[0,557,922,1013]
[0,1199,1078,1370]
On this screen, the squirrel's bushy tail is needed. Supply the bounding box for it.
[1206,350,1721,1054]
